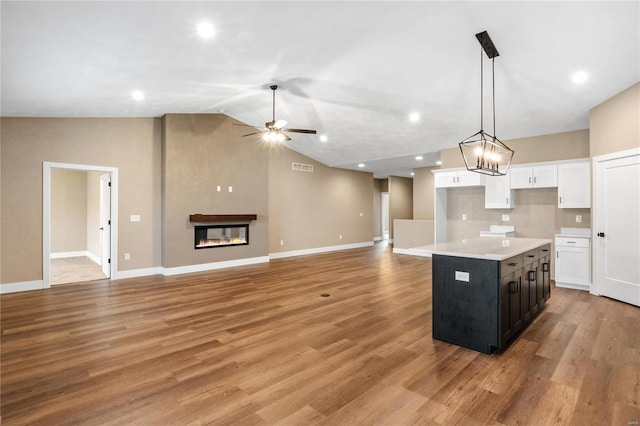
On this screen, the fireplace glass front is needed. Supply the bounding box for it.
[194,224,249,249]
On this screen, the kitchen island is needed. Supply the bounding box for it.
[426,237,552,354]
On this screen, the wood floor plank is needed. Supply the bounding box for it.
[1,243,638,425]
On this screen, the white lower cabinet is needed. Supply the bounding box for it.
[555,235,590,290]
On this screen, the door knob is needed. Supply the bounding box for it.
[597,232,605,237]
[100,227,104,230]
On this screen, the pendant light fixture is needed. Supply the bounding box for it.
[459,31,513,176]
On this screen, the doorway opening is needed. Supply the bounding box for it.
[381,192,389,241]
[43,162,118,288]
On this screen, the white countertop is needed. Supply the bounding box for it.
[555,227,591,239]
[415,237,552,261]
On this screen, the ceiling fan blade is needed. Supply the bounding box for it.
[242,132,262,137]
[233,123,260,128]
[284,133,292,141]
[283,128,317,134]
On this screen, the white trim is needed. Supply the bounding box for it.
[43,162,118,288]
[114,267,164,280]
[1,280,45,294]
[87,252,101,265]
[373,237,382,241]
[269,241,373,260]
[393,247,433,257]
[161,256,270,276]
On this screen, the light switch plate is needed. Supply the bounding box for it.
[462,214,467,221]
[228,186,233,192]
[130,214,141,222]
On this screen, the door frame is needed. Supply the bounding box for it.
[43,162,119,288]
[99,173,112,278]
[591,147,639,296]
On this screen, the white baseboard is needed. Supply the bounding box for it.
[269,241,373,260]
[51,251,89,259]
[86,252,101,265]
[114,267,164,280]
[393,247,433,257]
[555,282,590,291]
[161,256,270,276]
[0,280,44,294]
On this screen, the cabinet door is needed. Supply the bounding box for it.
[521,267,531,324]
[532,165,558,188]
[485,175,514,209]
[540,255,551,302]
[457,171,485,187]
[434,172,458,188]
[510,167,533,189]
[527,264,539,316]
[558,162,590,208]
[555,247,590,285]
[500,271,522,346]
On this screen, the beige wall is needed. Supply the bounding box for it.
[413,166,437,220]
[51,169,87,253]
[590,82,640,157]
[1,117,162,284]
[162,114,269,268]
[269,146,373,252]
[440,129,590,169]
[388,176,413,239]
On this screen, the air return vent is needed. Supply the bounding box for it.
[292,162,314,172]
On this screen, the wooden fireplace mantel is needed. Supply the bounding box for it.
[189,214,257,223]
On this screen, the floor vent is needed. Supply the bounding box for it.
[292,162,314,172]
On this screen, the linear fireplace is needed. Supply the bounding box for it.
[194,224,249,249]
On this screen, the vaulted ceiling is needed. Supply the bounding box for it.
[2,1,638,177]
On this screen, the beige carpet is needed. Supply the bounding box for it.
[50,256,108,285]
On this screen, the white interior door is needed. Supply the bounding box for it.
[594,150,640,306]
[100,173,111,278]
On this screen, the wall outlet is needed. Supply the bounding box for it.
[216,185,221,192]
[360,212,363,217]
[124,253,130,260]
[502,214,510,222]
[339,234,343,240]
[462,214,467,221]
[280,240,284,246]
[228,186,233,192]
[576,215,582,223]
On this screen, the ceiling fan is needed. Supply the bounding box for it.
[235,85,317,143]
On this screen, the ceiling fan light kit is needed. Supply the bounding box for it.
[459,31,514,177]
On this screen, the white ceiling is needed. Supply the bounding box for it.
[2,1,638,178]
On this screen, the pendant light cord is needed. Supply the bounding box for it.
[492,57,496,138]
[480,48,483,131]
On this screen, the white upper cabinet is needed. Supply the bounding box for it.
[510,165,558,189]
[434,170,485,188]
[558,161,590,208]
[485,174,514,209]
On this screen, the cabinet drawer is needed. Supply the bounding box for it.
[555,237,590,248]
[522,248,538,265]
[538,244,552,257]
[501,254,523,276]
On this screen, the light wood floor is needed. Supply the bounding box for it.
[1,243,639,425]
[50,256,107,285]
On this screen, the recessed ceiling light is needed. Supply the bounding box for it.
[411,172,415,176]
[197,22,215,39]
[572,71,588,84]
[131,90,144,101]
[415,155,423,160]
[436,160,442,165]
[409,112,420,122]
[319,135,328,142]
[358,163,365,168]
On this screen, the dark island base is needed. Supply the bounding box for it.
[432,245,551,354]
